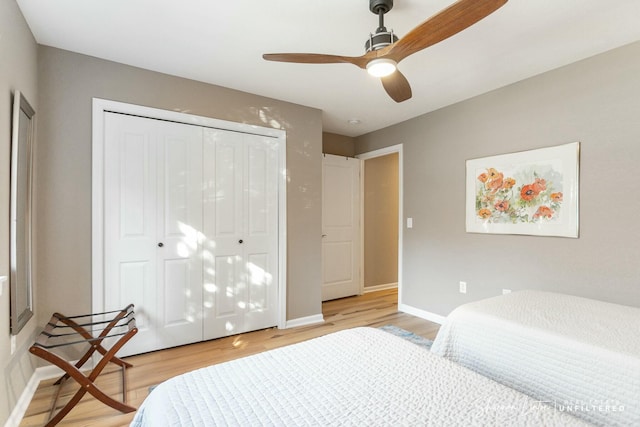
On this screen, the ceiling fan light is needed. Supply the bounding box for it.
[366,58,397,77]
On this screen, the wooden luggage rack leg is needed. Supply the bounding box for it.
[29,304,138,426]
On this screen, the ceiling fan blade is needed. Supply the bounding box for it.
[381,70,412,103]
[263,53,370,69]
[384,0,508,63]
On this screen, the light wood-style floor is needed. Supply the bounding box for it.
[21,289,439,426]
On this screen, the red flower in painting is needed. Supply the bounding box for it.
[494,200,509,212]
[533,205,554,219]
[484,168,504,193]
[531,178,547,194]
[486,175,504,193]
[520,178,547,202]
[550,192,563,202]
[520,184,537,201]
[477,172,488,183]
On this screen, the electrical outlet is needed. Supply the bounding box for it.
[502,289,512,295]
[10,335,16,355]
[459,281,467,294]
[407,218,413,228]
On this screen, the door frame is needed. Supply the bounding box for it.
[91,98,288,329]
[356,144,403,305]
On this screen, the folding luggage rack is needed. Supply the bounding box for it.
[29,304,138,426]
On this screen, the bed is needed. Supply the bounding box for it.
[431,290,640,427]
[131,327,587,426]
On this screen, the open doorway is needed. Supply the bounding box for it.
[357,144,403,301]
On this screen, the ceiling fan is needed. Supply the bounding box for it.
[263,0,508,103]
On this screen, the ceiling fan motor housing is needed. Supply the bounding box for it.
[366,0,397,52]
[365,31,399,52]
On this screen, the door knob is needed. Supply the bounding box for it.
[157,242,164,247]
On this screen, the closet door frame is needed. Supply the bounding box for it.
[92,98,287,330]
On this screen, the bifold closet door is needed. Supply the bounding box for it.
[202,129,279,340]
[104,113,203,356]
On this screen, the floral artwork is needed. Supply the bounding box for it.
[475,166,563,224]
[466,142,579,237]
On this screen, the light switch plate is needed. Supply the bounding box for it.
[0,275,7,297]
[459,281,467,294]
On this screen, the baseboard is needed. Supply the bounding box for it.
[398,303,446,324]
[5,359,94,427]
[284,314,324,329]
[4,371,40,427]
[363,282,398,293]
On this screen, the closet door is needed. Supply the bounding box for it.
[155,120,203,349]
[242,135,279,332]
[104,113,203,355]
[202,130,279,340]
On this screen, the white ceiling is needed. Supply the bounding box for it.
[16,0,640,137]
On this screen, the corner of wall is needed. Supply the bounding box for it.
[1,0,39,424]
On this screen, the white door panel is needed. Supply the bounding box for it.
[203,131,245,338]
[322,155,361,301]
[155,122,203,349]
[104,113,158,355]
[244,137,279,332]
[118,261,151,335]
[203,130,279,339]
[323,241,354,283]
[104,113,203,355]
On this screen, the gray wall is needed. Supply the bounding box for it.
[322,132,355,157]
[0,0,39,423]
[364,153,399,288]
[356,41,640,316]
[35,46,323,336]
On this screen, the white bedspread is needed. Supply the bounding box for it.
[131,327,588,426]
[431,290,640,427]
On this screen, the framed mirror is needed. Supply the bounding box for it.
[10,90,35,334]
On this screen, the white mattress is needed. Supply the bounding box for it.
[130,327,588,426]
[431,290,640,427]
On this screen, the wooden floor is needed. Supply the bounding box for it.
[21,289,439,426]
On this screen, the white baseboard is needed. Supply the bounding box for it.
[284,314,324,329]
[399,303,446,325]
[4,371,40,427]
[5,359,94,427]
[363,282,398,293]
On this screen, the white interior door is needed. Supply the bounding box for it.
[243,135,279,332]
[104,113,203,355]
[156,122,203,349]
[322,154,361,301]
[202,129,279,340]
